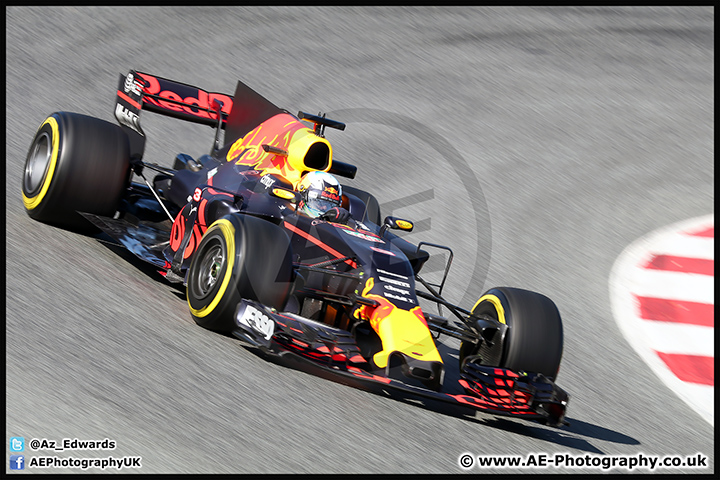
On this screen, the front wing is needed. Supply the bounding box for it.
[232,300,570,427]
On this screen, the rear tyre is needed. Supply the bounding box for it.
[461,287,563,380]
[187,214,293,333]
[22,112,131,229]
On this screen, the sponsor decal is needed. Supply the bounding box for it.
[342,229,385,243]
[320,190,341,202]
[395,219,413,230]
[136,72,233,120]
[260,174,276,189]
[378,275,411,289]
[114,104,142,134]
[385,292,414,304]
[123,73,143,96]
[238,305,275,340]
[383,284,411,296]
[377,268,409,279]
[169,204,203,259]
[272,188,297,201]
[370,246,396,256]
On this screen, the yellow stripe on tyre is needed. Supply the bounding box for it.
[188,218,236,318]
[22,116,59,211]
[471,294,507,324]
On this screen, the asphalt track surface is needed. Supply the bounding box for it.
[6,7,713,474]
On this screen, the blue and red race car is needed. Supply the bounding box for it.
[22,70,569,426]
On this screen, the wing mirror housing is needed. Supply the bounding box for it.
[380,216,414,237]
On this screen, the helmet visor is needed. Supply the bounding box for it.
[304,189,341,217]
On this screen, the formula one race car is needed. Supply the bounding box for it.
[21,70,569,426]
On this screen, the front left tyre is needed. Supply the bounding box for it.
[22,112,131,229]
[187,214,293,333]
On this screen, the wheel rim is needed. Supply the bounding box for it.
[467,298,507,367]
[24,132,52,195]
[193,241,225,300]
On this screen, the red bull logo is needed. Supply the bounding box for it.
[320,190,341,202]
[137,72,233,120]
[353,277,442,369]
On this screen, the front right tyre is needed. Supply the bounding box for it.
[461,287,564,380]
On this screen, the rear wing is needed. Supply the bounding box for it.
[115,70,284,160]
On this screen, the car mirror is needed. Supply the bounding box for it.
[380,216,414,236]
[270,187,300,204]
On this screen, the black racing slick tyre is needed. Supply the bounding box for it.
[187,214,293,333]
[462,287,564,380]
[342,185,382,225]
[22,112,131,229]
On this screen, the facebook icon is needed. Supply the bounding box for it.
[10,455,25,470]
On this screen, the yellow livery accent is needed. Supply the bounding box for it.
[471,294,507,324]
[188,219,236,318]
[22,116,59,210]
[395,219,413,230]
[357,277,443,369]
[271,188,297,200]
[371,306,443,368]
[227,113,332,188]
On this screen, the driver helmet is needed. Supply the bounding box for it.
[297,171,343,218]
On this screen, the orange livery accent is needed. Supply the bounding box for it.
[197,198,208,229]
[169,209,185,252]
[355,277,442,369]
[184,224,203,259]
[227,113,332,187]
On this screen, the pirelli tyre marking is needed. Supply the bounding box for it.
[22,116,59,211]
[471,294,507,324]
